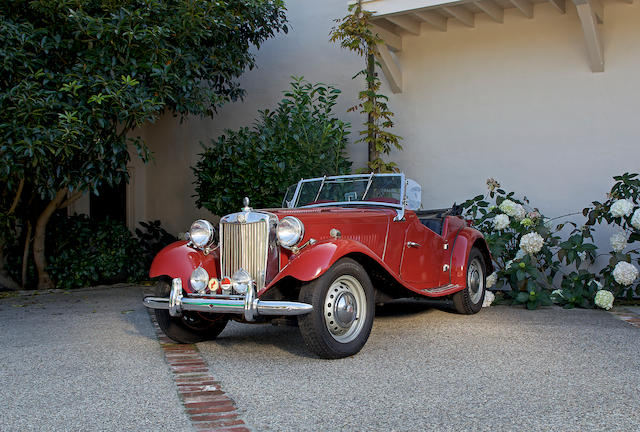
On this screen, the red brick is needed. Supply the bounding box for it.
[193,419,244,429]
[190,413,238,422]
[187,405,236,415]
[179,390,223,398]
[214,427,251,432]
[185,400,234,409]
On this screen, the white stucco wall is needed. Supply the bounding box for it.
[133,0,640,239]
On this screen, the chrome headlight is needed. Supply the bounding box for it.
[190,267,209,293]
[276,216,304,248]
[189,219,215,249]
[231,268,252,295]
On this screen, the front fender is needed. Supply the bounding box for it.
[149,241,220,293]
[266,239,383,291]
[449,228,488,287]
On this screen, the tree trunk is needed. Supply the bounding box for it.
[0,247,21,291]
[366,52,379,169]
[22,222,32,287]
[33,189,66,290]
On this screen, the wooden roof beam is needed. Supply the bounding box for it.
[371,23,403,51]
[442,5,475,27]
[573,0,604,72]
[386,15,421,35]
[414,10,448,32]
[509,0,534,18]
[375,43,403,93]
[474,0,504,22]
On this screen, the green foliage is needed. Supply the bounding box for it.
[45,215,146,289]
[193,77,352,216]
[135,220,177,270]
[582,173,640,298]
[1,0,287,199]
[329,2,402,173]
[0,0,287,288]
[462,178,598,309]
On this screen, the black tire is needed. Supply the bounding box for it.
[452,248,486,314]
[297,258,375,359]
[153,279,228,344]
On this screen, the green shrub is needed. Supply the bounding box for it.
[135,220,177,270]
[193,77,352,216]
[46,215,146,289]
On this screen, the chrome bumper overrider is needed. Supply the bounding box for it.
[143,278,312,322]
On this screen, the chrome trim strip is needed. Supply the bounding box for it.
[143,279,313,320]
[421,284,462,294]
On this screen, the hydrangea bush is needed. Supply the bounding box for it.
[582,173,640,299]
[462,179,598,309]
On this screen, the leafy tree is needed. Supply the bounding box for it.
[329,0,402,173]
[0,0,287,289]
[193,77,352,216]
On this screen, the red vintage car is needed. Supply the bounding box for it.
[144,173,492,358]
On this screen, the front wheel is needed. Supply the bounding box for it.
[452,248,486,314]
[153,279,228,344]
[297,258,375,359]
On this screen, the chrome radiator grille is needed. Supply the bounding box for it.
[220,220,268,290]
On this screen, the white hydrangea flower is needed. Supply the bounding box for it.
[505,259,514,269]
[513,204,526,221]
[578,251,587,261]
[631,209,640,230]
[482,290,495,307]
[493,214,510,230]
[520,232,544,255]
[499,199,517,217]
[610,199,634,218]
[610,231,628,252]
[486,272,497,288]
[594,290,614,310]
[613,261,639,286]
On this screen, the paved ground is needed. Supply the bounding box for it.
[1,287,639,431]
[199,301,640,432]
[0,286,192,432]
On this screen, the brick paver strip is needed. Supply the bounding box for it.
[609,307,640,328]
[146,309,251,432]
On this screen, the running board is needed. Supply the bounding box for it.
[421,284,462,295]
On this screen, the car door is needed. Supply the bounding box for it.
[400,216,446,286]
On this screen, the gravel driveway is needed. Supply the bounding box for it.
[0,286,192,432]
[1,287,638,431]
[198,300,640,432]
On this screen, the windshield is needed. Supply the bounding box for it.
[287,174,405,208]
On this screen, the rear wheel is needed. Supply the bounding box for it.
[297,258,375,359]
[154,279,228,344]
[452,248,486,314]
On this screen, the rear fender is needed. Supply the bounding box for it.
[265,239,385,292]
[149,241,220,293]
[449,228,491,287]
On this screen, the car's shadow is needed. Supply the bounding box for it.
[202,298,454,358]
[375,298,453,317]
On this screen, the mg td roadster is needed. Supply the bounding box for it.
[144,173,492,358]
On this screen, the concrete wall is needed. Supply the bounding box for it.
[131,0,640,237]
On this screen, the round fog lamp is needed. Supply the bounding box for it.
[276,216,304,248]
[231,269,252,295]
[190,267,209,293]
[189,219,215,249]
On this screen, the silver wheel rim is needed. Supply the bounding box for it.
[467,258,484,304]
[323,275,367,343]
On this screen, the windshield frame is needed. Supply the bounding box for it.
[285,173,407,219]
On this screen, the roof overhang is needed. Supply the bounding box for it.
[351,0,631,92]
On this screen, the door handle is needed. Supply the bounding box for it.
[407,241,422,248]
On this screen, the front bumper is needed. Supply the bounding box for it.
[143,278,312,321]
